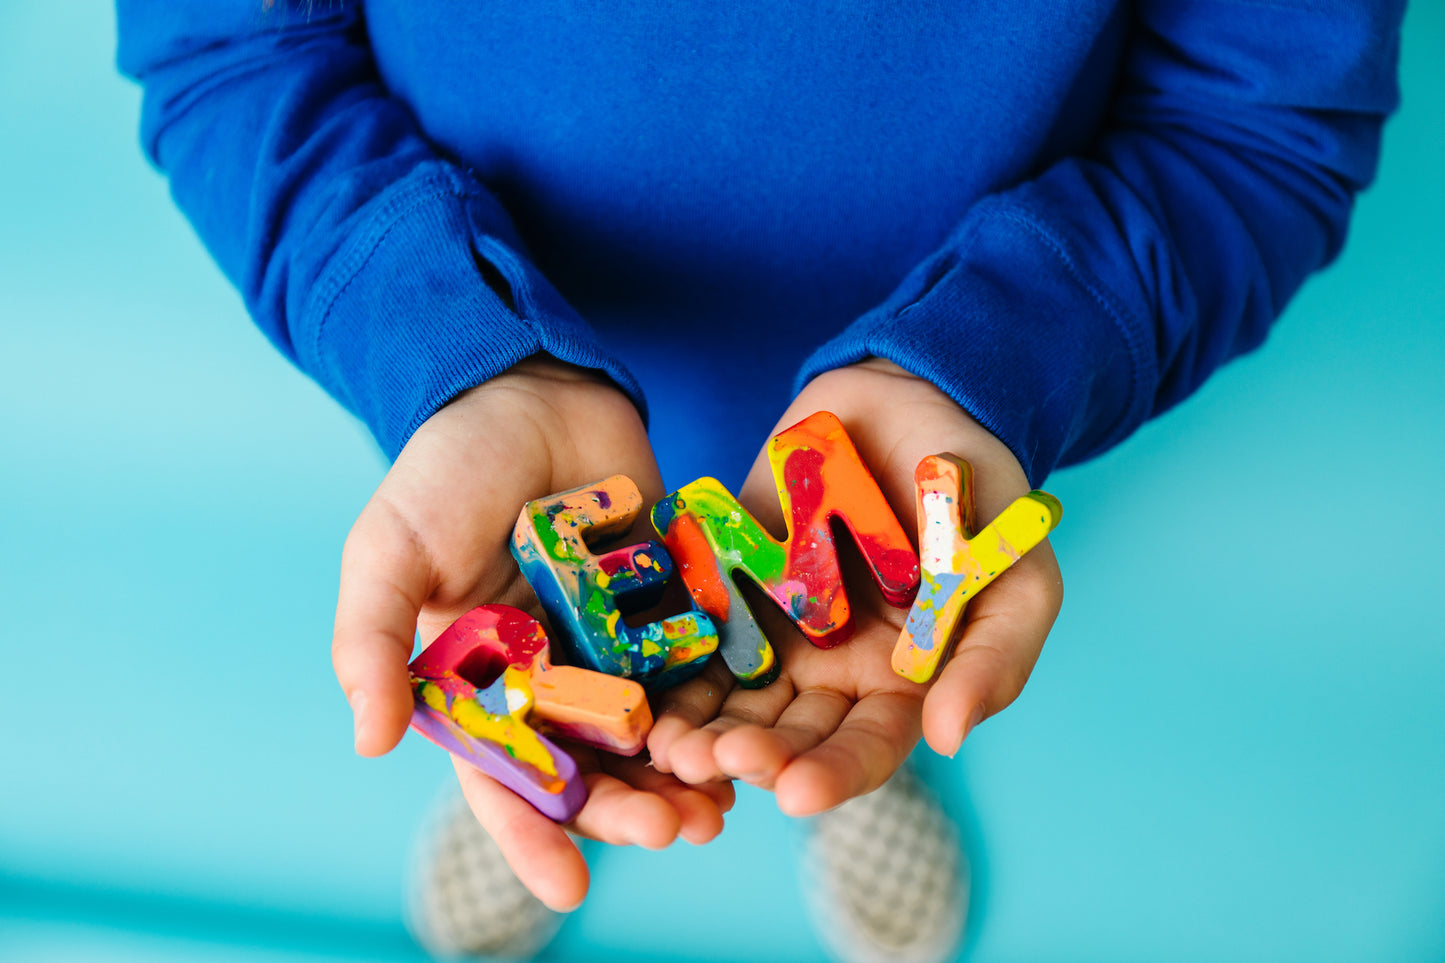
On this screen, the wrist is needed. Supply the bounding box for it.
[398,352,660,505]
[441,354,644,440]
[790,360,1033,518]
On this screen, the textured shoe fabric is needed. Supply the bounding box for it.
[406,788,564,962]
[802,766,968,963]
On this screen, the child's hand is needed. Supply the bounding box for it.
[331,357,733,911]
[648,359,1063,816]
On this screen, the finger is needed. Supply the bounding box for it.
[602,755,729,844]
[687,774,738,814]
[773,691,924,817]
[333,499,433,756]
[452,756,589,912]
[569,769,683,850]
[661,725,730,786]
[634,757,740,814]
[666,676,797,784]
[651,785,726,845]
[647,658,736,773]
[711,687,853,788]
[921,542,1063,757]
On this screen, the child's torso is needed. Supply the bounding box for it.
[368,1,1125,325]
[365,0,1126,482]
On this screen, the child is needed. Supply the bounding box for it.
[118,0,1403,958]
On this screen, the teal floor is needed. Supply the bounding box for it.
[3,4,1444,961]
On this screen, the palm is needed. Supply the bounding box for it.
[712,585,929,816]
[649,360,1063,816]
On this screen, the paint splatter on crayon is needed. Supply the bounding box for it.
[652,411,920,685]
[512,475,718,690]
[891,454,1061,684]
[408,605,652,822]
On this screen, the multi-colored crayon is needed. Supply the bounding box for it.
[891,454,1062,683]
[512,475,718,690]
[408,604,652,822]
[653,411,920,685]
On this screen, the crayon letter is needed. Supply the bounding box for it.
[891,454,1062,683]
[512,475,718,689]
[409,605,653,822]
[652,411,920,685]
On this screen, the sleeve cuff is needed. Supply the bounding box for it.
[298,167,646,460]
[796,200,1156,487]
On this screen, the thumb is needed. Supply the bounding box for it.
[333,498,433,756]
[920,540,1063,756]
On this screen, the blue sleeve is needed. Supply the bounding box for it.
[115,0,646,459]
[799,0,1404,487]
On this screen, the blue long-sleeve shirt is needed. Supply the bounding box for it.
[116,0,1402,489]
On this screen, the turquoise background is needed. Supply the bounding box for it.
[2,4,1443,961]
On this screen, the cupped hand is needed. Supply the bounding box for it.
[648,359,1063,816]
[331,357,733,911]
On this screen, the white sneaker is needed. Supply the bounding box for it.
[406,787,565,961]
[801,765,968,963]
